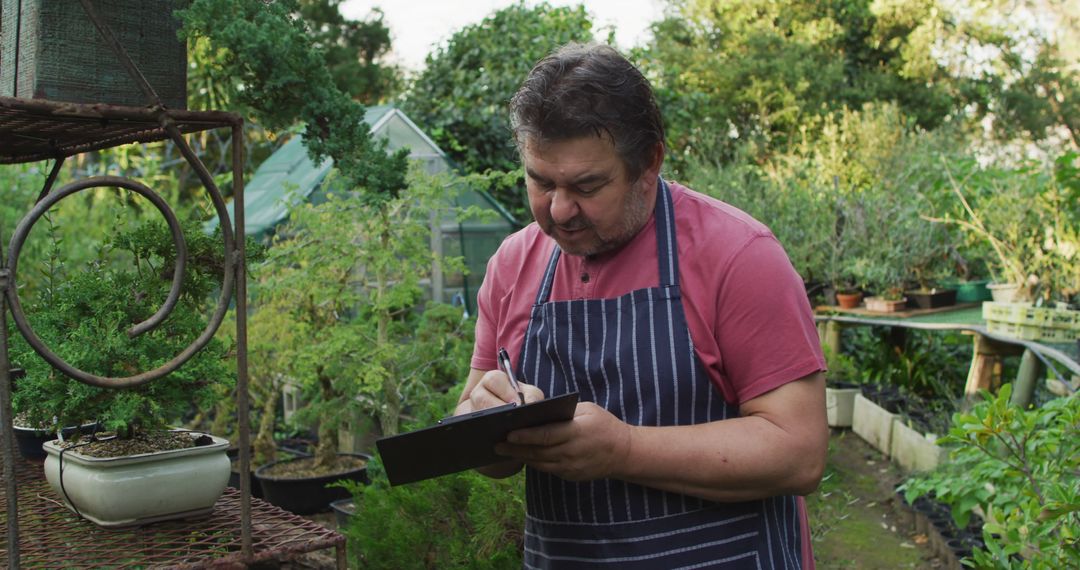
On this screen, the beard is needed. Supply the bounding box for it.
[541,180,653,257]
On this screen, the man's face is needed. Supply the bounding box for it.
[523,136,658,257]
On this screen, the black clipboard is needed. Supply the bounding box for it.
[376,392,579,486]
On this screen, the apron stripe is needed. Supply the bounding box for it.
[519,179,802,568]
[673,552,762,570]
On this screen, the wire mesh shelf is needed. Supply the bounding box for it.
[1,457,343,568]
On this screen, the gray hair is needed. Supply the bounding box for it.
[509,43,665,182]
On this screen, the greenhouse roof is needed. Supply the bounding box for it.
[215,105,457,236]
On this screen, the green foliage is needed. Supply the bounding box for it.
[683,103,965,292]
[337,384,524,569]
[8,219,233,438]
[641,0,962,170]
[178,0,408,200]
[843,328,969,404]
[902,386,1080,568]
[250,167,473,468]
[402,2,597,218]
[682,150,835,284]
[926,152,1080,304]
[298,1,402,104]
[340,462,525,570]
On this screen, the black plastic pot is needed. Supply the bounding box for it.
[905,288,958,309]
[227,447,310,499]
[330,498,355,528]
[254,452,371,515]
[13,425,52,460]
[12,421,99,460]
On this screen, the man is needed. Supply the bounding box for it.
[455,43,828,569]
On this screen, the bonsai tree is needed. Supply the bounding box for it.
[250,168,474,472]
[9,218,232,447]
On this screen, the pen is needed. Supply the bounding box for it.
[498,347,526,406]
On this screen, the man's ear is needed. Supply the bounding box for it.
[645,142,665,180]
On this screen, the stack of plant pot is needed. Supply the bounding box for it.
[983,301,1080,343]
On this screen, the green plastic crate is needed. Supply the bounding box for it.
[1,0,187,109]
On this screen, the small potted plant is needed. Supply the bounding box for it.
[8,219,234,528]
[865,287,908,313]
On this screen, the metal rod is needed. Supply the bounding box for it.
[233,123,253,559]
[35,157,66,204]
[1,241,21,569]
[76,0,164,109]
[5,177,192,388]
[0,96,240,125]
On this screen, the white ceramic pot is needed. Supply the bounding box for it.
[889,420,947,473]
[987,282,1021,303]
[43,432,230,528]
[825,386,859,427]
[852,393,898,457]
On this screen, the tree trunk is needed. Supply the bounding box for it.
[314,372,338,471]
[254,381,279,465]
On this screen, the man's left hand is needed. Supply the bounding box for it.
[494,402,632,481]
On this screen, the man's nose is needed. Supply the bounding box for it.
[549,188,579,225]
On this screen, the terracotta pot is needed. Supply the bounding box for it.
[835,291,863,309]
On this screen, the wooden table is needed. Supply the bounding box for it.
[814,304,1080,406]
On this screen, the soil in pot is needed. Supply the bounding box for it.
[255,453,370,515]
[59,430,209,457]
[227,446,309,498]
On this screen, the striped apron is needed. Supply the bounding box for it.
[519,179,803,569]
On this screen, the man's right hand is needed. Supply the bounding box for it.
[456,367,546,478]
[461,369,545,414]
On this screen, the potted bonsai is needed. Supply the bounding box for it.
[250,168,473,514]
[8,218,235,527]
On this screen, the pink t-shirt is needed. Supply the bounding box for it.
[471,181,824,568]
[472,181,825,404]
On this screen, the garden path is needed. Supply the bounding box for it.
[810,429,952,569]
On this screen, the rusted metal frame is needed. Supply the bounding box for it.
[76,0,165,110]
[231,122,254,559]
[1,254,20,568]
[0,96,239,125]
[34,157,65,204]
[5,177,192,389]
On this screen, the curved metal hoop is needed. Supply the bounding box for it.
[4,176,231,389]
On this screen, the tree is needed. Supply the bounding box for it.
[298,1,402,104]
[403,2,598,176]
[640,0,963,168]
[179,0,408,199]
[250,168,472,469]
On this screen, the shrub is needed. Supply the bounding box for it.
[902,385,1080,568]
